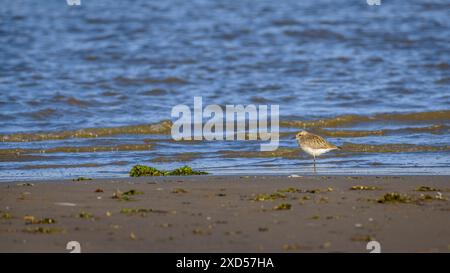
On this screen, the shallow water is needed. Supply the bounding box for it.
[0,0,449,181]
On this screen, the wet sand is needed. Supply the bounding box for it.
[0,175,449,253]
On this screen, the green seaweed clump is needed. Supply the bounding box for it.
[120,208,151,215]
[1,212,13,219]
[129,165,208,177]
[23,227,63,234]
[121,208,167,215]
[24,216,56,225]
[351,235,375,242]
[253,192,286,201]
[172,188,188,194]
[167,166,208,176]
[73,177,92,182]
[415,186,440,192]
[377,192,411,204]
[78,211,93,219]
[418,193,446,201]
[274,203,292,210]
[112,190,136,201]
[350,185,381,191]
[129,165,165,177]
[123,189,144,196]
[277,187,301,193]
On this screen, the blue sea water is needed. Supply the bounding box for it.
[0,0,449,180]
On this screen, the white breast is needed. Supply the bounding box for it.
[301,146,336,157]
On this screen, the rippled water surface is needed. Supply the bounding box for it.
[1,0,449,180]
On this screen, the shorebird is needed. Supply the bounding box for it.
[294,131,341,166]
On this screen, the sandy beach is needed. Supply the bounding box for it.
[1,0,449,258]
[0,175,449,253]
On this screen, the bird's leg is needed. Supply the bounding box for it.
[313,155,316,172]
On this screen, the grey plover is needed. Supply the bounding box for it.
[294,131,341,164]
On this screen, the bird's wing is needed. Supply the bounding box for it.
[304,134,338,149]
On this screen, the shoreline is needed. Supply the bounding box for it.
[1,175,449,253]
[3,171,450,184]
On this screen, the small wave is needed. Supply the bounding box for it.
[84,34,117,42]
[101,91,120,97]
[0,153,48,162]
[141,88,168,96]
[84,17,116,25]
[325,56,351,63]
[0,113,14,121]
[0,120,172,142]
[3,110,449,142]
[150,152,200,163]
[281,110,450,129]
[341,143,450,153]
[284,29,345,41]
[51,94,92,107]
[17,161,129,170]
[219,142,450,159]
[250,96,272,103]
[366,57,384,64]
[220,148,299,159]
[314,128,385,137]
[84,55,99,62]
[29,108,57,120]
[19,163,102,170]
[114,76,188,86]
[313,124,449,138]
[272,19,301,26]
[0,144,153,156]
[424,62,450,70]
[435,77,450,85]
